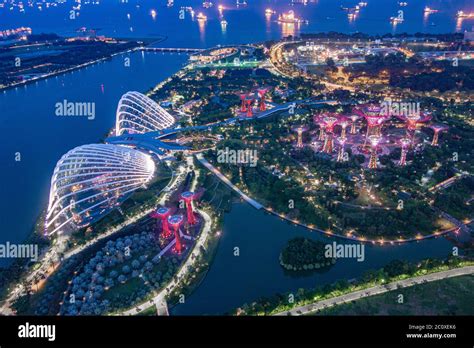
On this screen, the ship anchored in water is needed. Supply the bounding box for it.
[277,10,308,24]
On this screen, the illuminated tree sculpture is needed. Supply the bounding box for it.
[292,125,309,148]
[258,88,269,111]
[321,114,339,154]
[349,114,359,134]
[399,111,432,145]
[337,137,347,162]
[245,97,254,117]
[338,115,350,140]
[151,207,172,238]
[430,124,448,146]
[181,191,197,225]
[313,115,326,141]
[168,214,184,254]
[368,135,381,169]
[240,94,248,112]
[398,138,411,166]
[353,105,388,147]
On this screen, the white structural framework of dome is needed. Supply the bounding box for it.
[115,91,175,136]
[45,144,156,236]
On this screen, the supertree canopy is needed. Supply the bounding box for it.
[353,104,389,145]
[398,111,433,131]
[430,124,449,146]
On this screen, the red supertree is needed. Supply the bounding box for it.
[398,138,411,166]
[245,98,253,117]
[150,207,171,238]
[430,124,448,146]
[258,88,269,111]
[240,94,247,112]
[181,191,197,225]
[168,214,184,254]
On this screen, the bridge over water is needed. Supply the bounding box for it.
[143,47,205,53]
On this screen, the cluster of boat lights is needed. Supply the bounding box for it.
[2,1,474,31]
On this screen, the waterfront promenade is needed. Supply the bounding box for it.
[275,266,474,316]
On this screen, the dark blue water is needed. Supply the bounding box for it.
[171,203,454,315]
[1,0,473,48]
[0,52,188,254]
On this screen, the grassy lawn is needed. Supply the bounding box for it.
[314,275,474,316]
[102,277,145,301]
[136,305,157,316]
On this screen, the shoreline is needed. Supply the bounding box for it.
[0,36,167,92]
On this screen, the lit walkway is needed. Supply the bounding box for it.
[196,154,458,245]
[121,208,213,316]
[195,154,263,210]
[275,265,474,316]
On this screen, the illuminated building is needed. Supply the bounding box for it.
[115,91,175,136]
[45,144,155,236]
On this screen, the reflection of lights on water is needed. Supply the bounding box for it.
[198,16,206,40]
[265,8,275,16]
[423,12,429,25]
[197,12,207,20]
[456,10,474,19]
[281,22,297,37]
[455,18,463,32]
[348,12,358,23]
[126,13,130,20]
[455,10,474,32]
[150,9,157,20]
[221,19,227,32]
